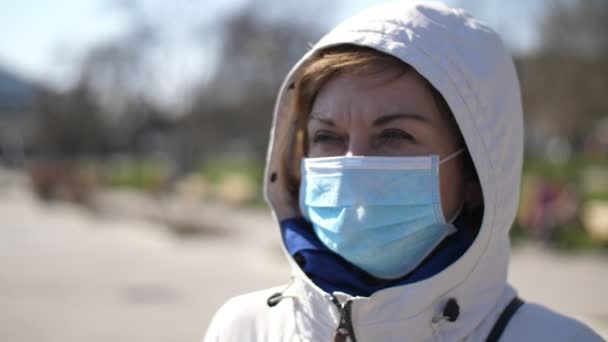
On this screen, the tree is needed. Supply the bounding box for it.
[34,85,112,157]
[517,0,608,146]
[540,0,608,59]
[183,0,333,163]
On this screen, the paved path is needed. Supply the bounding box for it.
[0,178,606,341]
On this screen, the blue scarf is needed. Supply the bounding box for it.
[280,215,474,297]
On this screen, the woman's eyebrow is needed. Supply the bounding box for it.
[373,113,429,126]
[309,112,335,126]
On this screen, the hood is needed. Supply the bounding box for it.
[263,0,523,339]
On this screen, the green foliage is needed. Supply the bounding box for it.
[553,226,607,252]
[524,156,602,181]
[518,155,608,252]
[198,159,266,207]
[523,156,608,195]
[587,192,608,201]
[509,222,528,246]
[105,160,168,191]
[198,159,263,185]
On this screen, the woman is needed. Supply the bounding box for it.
[204,1,604,341]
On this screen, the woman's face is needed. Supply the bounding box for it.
[307,69,466,221]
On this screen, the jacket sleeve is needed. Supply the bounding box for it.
[203,288,281,342]
[203,311,220,342]
[203,299,229,342]
[203,296,256,342]
[201,285,303,341]
[570,325,606,342]
[501,303,605,342]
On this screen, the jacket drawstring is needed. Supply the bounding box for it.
[432,298,460,324]
[266,277,297,307]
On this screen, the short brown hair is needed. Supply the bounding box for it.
[284,44,482,228]
[287,45,461,183]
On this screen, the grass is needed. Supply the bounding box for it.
[197,159,266,207]
[523,156,608,182]
[513,155,608,252]
[552,226,608,252]
[105,160,169,191]
[199,159,263,185]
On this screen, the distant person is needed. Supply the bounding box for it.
[204,1,604,341]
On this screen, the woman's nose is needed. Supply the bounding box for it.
[346,135,372,156]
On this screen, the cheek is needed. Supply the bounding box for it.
[307,145,326,158]
[438,161,466,221]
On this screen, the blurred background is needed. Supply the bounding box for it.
[0,0,607,341]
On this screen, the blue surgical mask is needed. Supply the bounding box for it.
[299,149,464,279]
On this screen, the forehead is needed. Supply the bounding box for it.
[310,69,444,125]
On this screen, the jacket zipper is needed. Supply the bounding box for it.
[330,296,357,342]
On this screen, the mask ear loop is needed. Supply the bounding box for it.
[439,148,465,164]
[447,203,464,224]
[438,147,466,224]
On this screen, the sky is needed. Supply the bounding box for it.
[0,0,126,86]
[0,0,550,95]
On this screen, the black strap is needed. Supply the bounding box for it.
[486,296,525,342]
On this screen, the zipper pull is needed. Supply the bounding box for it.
[330,296,357,342]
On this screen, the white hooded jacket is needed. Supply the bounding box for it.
[204,1,604,341]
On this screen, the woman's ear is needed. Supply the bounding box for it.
[463,178,484,233]
[464,179,483,210]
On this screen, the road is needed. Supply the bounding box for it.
[0,174,606,341]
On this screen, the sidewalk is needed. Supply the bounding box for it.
[0,184,288,342]
[0,181,606,341]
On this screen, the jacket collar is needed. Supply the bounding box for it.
[283,249,515,341]
[280,215,475,297]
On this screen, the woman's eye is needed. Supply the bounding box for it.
[380,129,414,142]
[312,131,343,144]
